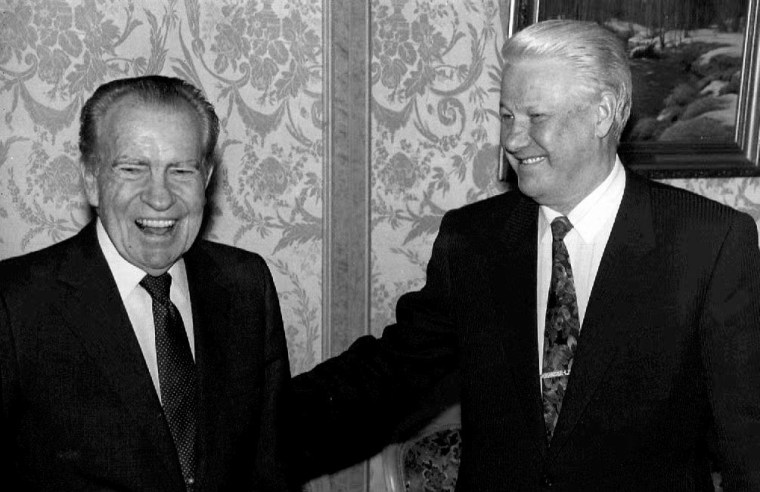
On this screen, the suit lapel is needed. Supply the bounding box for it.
[548,171,657,455]
[488,196,549,458]
[56,223,182,483]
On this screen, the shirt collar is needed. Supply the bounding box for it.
[539,156,626,243]
[96,218,190,302]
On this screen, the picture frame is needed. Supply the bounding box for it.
[500,0,760,178]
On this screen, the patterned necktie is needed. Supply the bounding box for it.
[140,273,197,489]
[541,216,580,441]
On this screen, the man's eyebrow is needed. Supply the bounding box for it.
[110,158,200,167]
[111,157,144,165]
[499,101,519,112]
[170,159,202,168]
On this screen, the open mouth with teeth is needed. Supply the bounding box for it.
[519,156,545,165]
[136,218,177,235]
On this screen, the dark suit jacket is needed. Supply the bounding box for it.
[292,170,760,491]
[0,222,295,491]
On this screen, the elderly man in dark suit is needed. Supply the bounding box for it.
[0,76,294,491]
[291,20,760,491]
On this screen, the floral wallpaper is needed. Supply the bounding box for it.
[0,0,323,376]
[370,0,508,337]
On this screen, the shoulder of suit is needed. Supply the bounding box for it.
[193,238,262,258]
[446,189,523,219]
[624,172,757,249]
[187,240,278,294]
[190,238,269,272]
[642,174,751,224]
[441,189,527,232]
[0,230,83,290]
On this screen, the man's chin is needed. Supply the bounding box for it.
[131,250,185,276]
[515,178,541,199]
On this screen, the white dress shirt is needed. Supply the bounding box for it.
[96,219,195,399]
[536,157,626,371]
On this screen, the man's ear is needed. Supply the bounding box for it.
[80,161,100,208]
[595,91,616,139]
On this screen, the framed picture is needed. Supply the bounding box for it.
[501,0,760,178]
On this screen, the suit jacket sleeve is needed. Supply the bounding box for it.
[251,254,298,492]
[189,245,298,492]
[289,211,462,479]
[0,289,22,489]
[699,212,760,490]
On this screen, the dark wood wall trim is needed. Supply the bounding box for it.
[318,0,372,490]
[323,0,371,360]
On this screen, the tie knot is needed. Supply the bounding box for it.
[140,273,172,302]
[550,216,573,241]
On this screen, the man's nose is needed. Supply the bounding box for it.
[501,120,530,153]
[142,173,174,210]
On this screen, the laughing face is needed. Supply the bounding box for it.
[499,57,615,214]
[82,97,211,276]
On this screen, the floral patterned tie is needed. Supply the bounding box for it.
[141,273,197,490]
[541,216,580,441]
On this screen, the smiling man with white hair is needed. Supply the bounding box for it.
[291,20,760,491]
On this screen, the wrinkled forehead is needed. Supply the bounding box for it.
[500,57,592,106]
[95,98,203,165]
[99,97,201,145]
[103,95,198,128]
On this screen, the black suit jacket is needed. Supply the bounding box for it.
[293,170,760,491]
[0,222,294,491]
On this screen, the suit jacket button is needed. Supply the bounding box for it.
[542,474,553,488]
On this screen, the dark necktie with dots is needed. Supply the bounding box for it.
[541,216,581,441]
[140,273,197,489]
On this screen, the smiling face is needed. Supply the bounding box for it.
[499,57,616,214]
[82,98,211,276]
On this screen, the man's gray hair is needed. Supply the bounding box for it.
[79,75,220,174]
[502,20,632,141]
